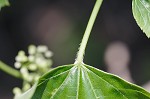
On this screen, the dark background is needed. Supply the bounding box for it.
[0,0,150,98]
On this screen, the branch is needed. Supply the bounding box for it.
[0,60,22,79]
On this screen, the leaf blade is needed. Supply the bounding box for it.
[0,0,9,10]
[17,64,150,99]
[84,64,150,98]
[132,0,150,37]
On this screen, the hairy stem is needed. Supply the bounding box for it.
[75,0,103,64]
[0,61,22,79]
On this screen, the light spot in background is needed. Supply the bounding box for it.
[27,6,73,45]
[104,41,134,83]
[25,6,76,65]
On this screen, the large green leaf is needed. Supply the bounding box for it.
[132,0,150,37]
[16,63,150,99]
[0,0,9,10]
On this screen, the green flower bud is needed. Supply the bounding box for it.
[14,62,21,69]
[28,45,36,55]
[37,45,48,53]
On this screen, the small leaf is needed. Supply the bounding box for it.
[17,64,150,99]
[132,0,150,37]
[0,0,9,10]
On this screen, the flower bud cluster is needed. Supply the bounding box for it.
[13,45,53,97]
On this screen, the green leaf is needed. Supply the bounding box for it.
[0,0,9,10]
[17,64,150,99]
[132,0,150,38]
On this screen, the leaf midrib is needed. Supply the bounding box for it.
[82,66,99,99]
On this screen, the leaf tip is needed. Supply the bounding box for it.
[146,34,150,38]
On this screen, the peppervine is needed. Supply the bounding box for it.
[0,0,150,99]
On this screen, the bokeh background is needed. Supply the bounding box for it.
[0,0,150,98]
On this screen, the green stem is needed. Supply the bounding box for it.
[75,0,103,64]
[0,61,22,79]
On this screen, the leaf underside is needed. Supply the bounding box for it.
[0,0,9,9]
[16,64,150,99]
[132,0,150,38]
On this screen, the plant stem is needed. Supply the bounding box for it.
[0,61,22,79]
[75,0,103,64]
